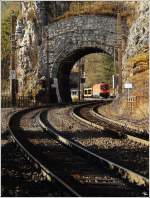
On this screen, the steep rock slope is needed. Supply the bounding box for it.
[101,0,149,127]
[122,0,149,98]
[15,2,70,96]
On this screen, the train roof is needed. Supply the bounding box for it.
[84,87,92,90]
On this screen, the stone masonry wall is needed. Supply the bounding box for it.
[15,1,148,107]
[42,15,117,102]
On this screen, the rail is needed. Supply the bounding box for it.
[72,102,149,145]
[92,105,149,144]
[8,107,80,197]
[39,109,149,190]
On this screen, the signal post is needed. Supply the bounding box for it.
[10,13,17,106]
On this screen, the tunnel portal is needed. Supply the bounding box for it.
[57,47,104,103]
[44,15,117,103]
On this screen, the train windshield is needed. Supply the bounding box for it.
[100,84,109,90]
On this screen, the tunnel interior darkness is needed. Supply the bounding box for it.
[57,47,107,103]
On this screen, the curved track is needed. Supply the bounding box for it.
[73,102,149,145]
[45,104,149,177]
[93,104,149,141]
[39,109,149,196]
[70,103,149,177]
[8,107,80,196]
[8,106,148,196]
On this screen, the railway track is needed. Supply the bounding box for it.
[93,104,149,141]
[39,109,149,196]
[8,107,80,196]
[71,103,149,177]
[72,102,149,145]
[47,104,148,177]
[8,106,148,196]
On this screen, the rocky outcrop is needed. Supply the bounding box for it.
[110,0,149,123]
[122,0,149,98]
[15,2,71,97]
[16,2,40,96]
[94,1,148,127]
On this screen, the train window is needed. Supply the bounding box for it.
[88,90,91,94]
[101,84,109,90]
[84,90,87,95]
[72,90,78,96]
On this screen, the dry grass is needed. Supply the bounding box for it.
[54,2,136,21]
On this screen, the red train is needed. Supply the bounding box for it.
[84,83,110,98]
[93,83,110,98]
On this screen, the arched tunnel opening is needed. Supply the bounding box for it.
[57,47,116,103]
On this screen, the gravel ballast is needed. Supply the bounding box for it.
[47,105,149,177]
[1,108,69,196]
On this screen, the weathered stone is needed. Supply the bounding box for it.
[39,15,117,102]
[122,0,149,99]
[16,3,118,101]
[16,1,148,105]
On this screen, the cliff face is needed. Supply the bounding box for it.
[16,2,40,96]
[98,1,149,130]
[16,2,70,96]
[109,0,149,122]
[122,0,149,99]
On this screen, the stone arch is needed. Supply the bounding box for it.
[47,15,117,103]
[51,43,114,103]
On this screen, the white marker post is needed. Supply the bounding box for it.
[112,75,115,96]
